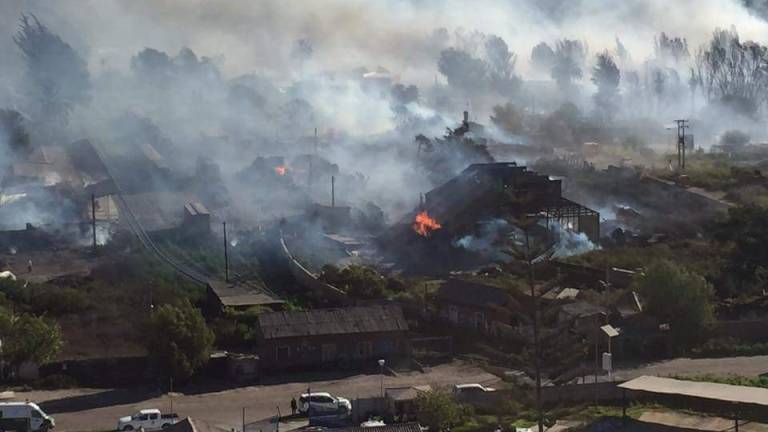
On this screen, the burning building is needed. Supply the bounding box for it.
[380,162,599,273]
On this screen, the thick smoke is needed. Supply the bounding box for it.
[1,0,768,235]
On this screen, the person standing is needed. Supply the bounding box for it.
[290,397,297,415]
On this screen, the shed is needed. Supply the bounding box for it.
[206,280,284,315]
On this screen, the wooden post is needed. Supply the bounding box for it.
[622,388,627,420]
[242,407,246,432]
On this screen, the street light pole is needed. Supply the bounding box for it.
[378,359,385,398]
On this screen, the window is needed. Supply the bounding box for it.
[31,410,43,419]
[277,345,290,360]
[149,413,159,420]
[139,414,149,421]
[358,341,373,358]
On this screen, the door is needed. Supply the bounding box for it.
[148,412,159,429]
[322,344,337,362]
[30,408,45,431]
[449,306,459,324]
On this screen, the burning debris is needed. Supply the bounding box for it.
[274,165,288,176]
[413,211,442,237]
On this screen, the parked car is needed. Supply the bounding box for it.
[453,383,496,395]
[298,392,352,414]
[116,409,179,431]
[0,402,55,432]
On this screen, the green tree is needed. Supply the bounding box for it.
[713,205,768,293]
[147,301,214,382]
[591,52,621,121]
[320,265,388,299]
[633,261,714,346]
[415,388,468,431]
[0,309,62,373]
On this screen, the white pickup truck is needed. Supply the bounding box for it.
[116,409,179,431]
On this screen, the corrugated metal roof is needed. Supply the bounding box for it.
[207,280,284,307]
[327,422,422,432]
[619,376,768,406]
[257,305,408,340]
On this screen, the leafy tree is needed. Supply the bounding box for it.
[551,39,588,92]
[415,388,468,432]
[146,301,214,382]
[391,84,420,126]
[720,129,750,151]
[319,265,387,299]
[633,260,714,346]
[13,14,90,126]
[484,35,520,97]
[591,52,621,121]
[438,48,488,95]
[131,48,174,82]
[0,309,62,374]
[714,205,768,292]
[531,42,556,75]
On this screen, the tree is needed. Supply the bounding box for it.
[0,309,62,375]
[319,265,388,299]
[697,29,768,117]
[14,14,90,126]
[633,261,714,346]
[391,84,420,126]
[654,32,690,64]
[713,205,768,293]
[551,39,588,92]
[0,109,31,156]
[415,388,468,432]
[146,301,215,382]
[484,35,520,97]
[490,103,525,135]
[438,48,488,95]
[591,52,621,121]
[531,42,556,75]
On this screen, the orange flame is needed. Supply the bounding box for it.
[275,165,287,176]
[413,211,442,237]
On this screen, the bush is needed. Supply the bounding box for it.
[30,287,89,315]
[33,374,78,390]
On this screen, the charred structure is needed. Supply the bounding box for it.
[381,162,599,273]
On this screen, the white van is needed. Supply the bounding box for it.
[0,402,55,432]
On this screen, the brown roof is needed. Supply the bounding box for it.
[207,280,284,308]
[257,305,408,340]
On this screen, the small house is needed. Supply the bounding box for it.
[435,279,515,335]
[255,305,409,370]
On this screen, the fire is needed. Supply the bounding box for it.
[413,211,442,237]
[275,165,288,176]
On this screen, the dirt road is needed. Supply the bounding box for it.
[616,355,768,380]
[18,362,499,432]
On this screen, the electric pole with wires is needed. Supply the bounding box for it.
[674,119,690,170]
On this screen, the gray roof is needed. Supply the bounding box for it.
[620,376,768,407]
[560,301,607,318]
[257,305,408,340]
[207,280,284,308]
[436,279,510,308]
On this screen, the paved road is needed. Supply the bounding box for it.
[615,355,768,380]
[17,362,499,432]
[15,356,768,432]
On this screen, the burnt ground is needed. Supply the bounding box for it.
[0,249,102,284]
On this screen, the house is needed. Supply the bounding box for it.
[182,202,211,234]
[255,305,409,370]
[205,280,284,315]
[435,279,515,335]
[558,301,608,338]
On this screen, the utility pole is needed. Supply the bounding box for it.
[242,407,246,432]
[91,194,97,253]
[223,222,229,283]
[331,176,335,208]
[674,119,690,170]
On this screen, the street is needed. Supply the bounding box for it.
[19,362,499,432]
[14,355,768,432]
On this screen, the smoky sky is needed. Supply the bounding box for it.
[0,0,765,84]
